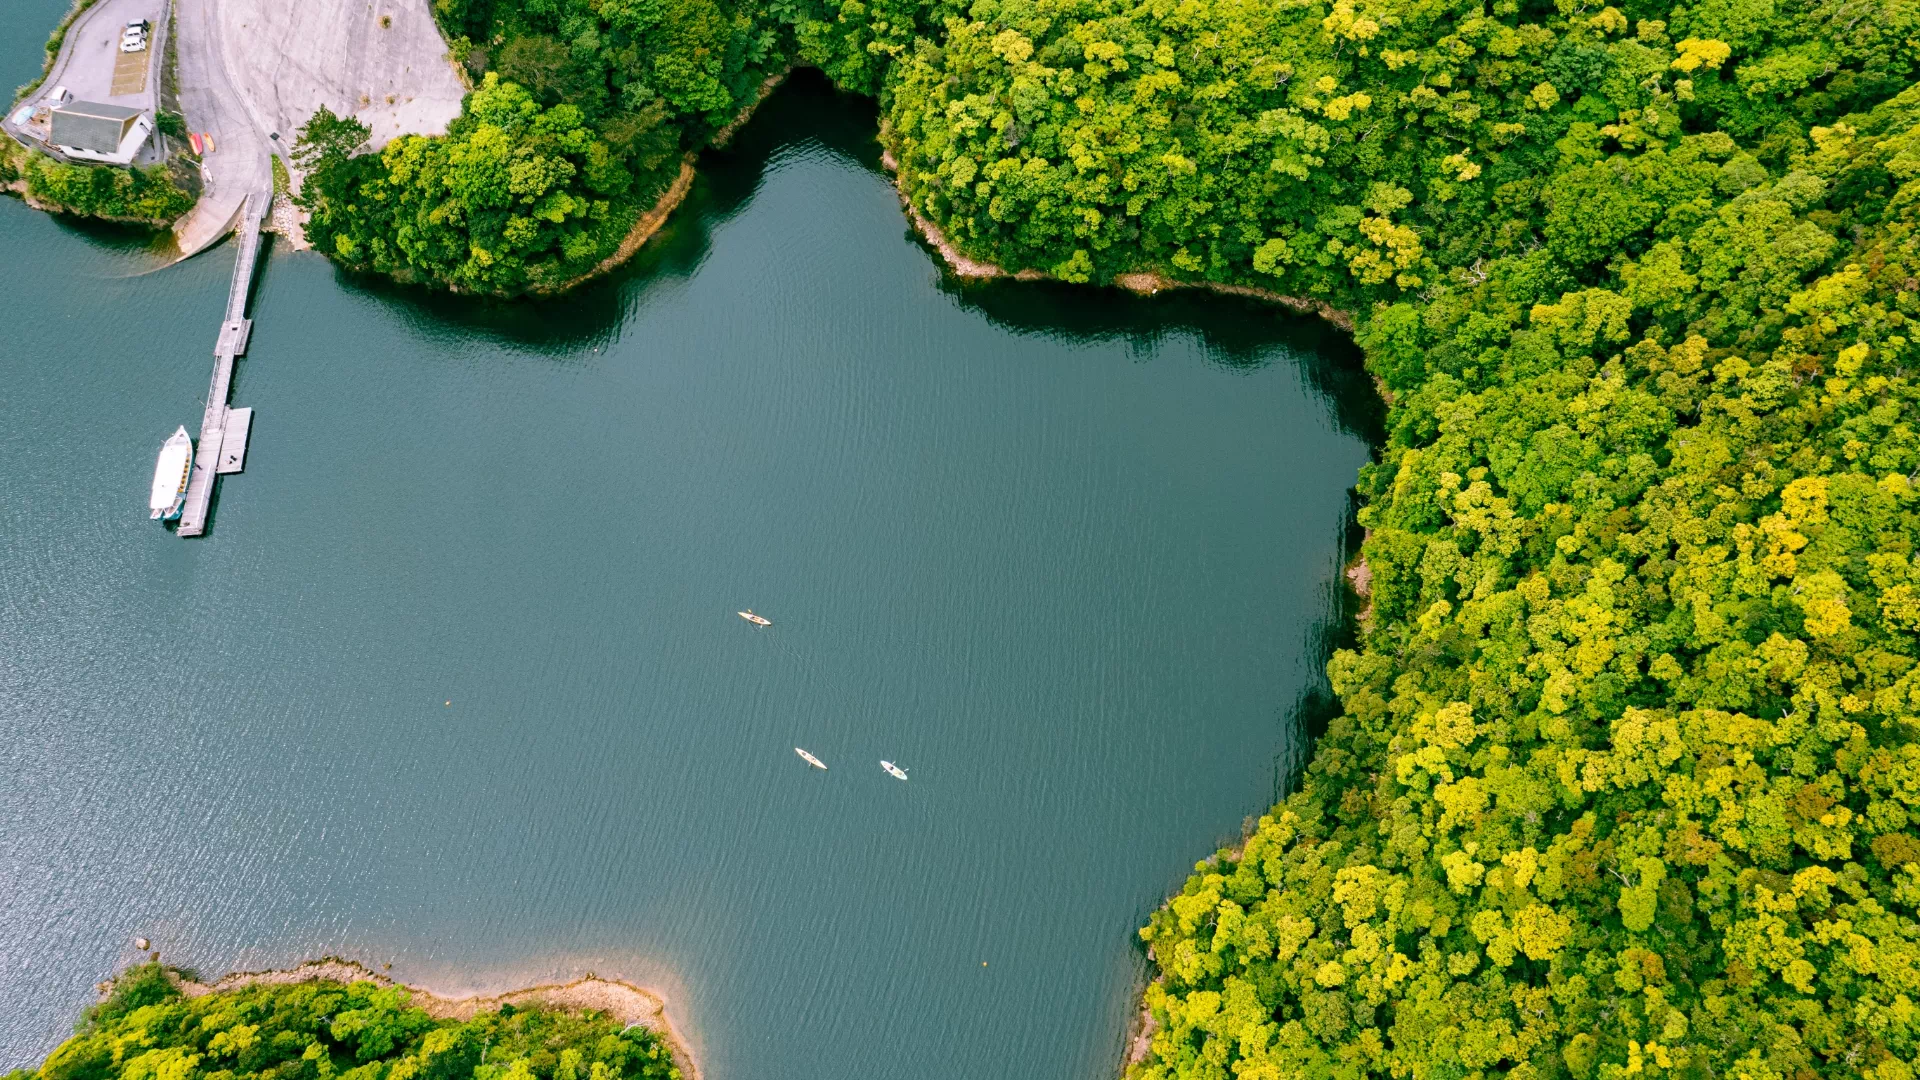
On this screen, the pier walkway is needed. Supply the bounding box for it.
[177,189,267,537]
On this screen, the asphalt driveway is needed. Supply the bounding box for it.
[34,0,166,113]
[4,0,168,165]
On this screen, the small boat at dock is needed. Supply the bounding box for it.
[795,747,827,769]
[738,610,772,627]
[881,760,908,780]
[149,427,192,520]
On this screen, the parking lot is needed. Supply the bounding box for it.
[6,0,169,162]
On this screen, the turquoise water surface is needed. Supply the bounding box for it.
[0,62,1374,1080]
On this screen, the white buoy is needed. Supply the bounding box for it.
[134,937,150,950]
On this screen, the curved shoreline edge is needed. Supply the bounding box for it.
[171,959,700,1080]
[553,66,1359,334]
[873,128,1354,333]
[540,67,796,295]
[538,158,699,296]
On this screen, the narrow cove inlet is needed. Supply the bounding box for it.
[0,76,1375,1080]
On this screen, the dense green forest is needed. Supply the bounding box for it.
[292,0,776,293]
[291,0,1920,1075]
[4,966,683,1080]
[0,140,193,224]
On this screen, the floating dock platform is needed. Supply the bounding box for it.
[177,190,267,537]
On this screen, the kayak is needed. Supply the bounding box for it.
[881,761,908,781]
[795,748,827,769]
[738,610,772,627]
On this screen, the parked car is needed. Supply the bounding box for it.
[47,84,70,105]
[120,21,148,52]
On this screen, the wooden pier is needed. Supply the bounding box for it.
[177,190,268,537]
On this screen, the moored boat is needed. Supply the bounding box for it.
[881,760,908,780]
[795,747,827,769]
[150,427,192,520]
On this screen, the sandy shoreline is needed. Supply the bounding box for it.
[170,958,699,1080]
[874,132,1353,331]
[542,67,795,295]
[538,158,699,295]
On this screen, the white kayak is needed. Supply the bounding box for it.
[795,747,827,770]
[738,610,772,627]
[149,426,192,520]
[881,760,908,781]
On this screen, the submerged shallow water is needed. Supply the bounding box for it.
[0,71,1374,1079]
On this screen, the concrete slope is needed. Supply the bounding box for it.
[217,0,466,150]
[171,0,270,258]
[169,0,462,259]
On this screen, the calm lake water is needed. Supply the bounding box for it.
[0,69,1374,1080]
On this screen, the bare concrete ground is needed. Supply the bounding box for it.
[216,0,466,150]
[170,0,463,258]
[171,0,270,257]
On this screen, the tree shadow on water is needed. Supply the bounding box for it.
[954,277,1383,444]
[324,67,1384,450]
[319,71,879,352]
[725,70,1387,446]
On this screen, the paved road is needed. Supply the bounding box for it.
[3,0,168,165]
[170,0,271,258]
[39,0,165,110]
[10,0,459,258]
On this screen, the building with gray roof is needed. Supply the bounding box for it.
[49,101,151,165]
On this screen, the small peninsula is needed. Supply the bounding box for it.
[8,962,692,1080]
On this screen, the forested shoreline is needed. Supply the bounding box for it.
[4,965,687,1080]
[284,0,1920,1074]
[1,138,194,225]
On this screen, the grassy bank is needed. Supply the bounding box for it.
[12,154,193,223]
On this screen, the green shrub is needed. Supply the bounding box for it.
[295,0,1920,1072]
[25,156,193,223]
[21,973,683,1080]
[77,962,179,1031]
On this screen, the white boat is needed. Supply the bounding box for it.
[738,610,772,627]
[881,760,908,780]
[794,747,827,770]
[149,427,192,520]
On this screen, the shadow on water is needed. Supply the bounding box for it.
[325,68,1384,444]
[321,66,1386,830]
[322,66,1389,821]
[29,207,180,274]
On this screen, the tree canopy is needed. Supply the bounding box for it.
[294,0,1920,1074]
[5,966,682,1080]
[1,138,194,225]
